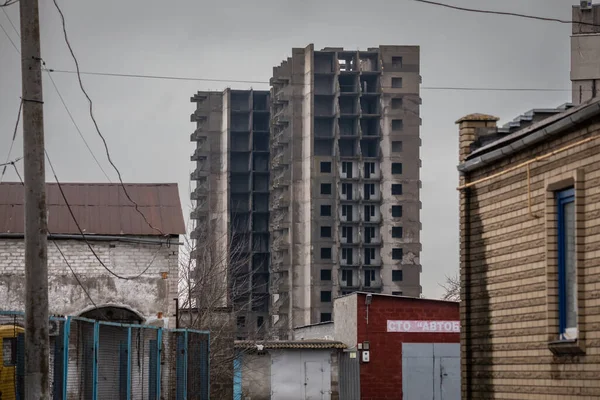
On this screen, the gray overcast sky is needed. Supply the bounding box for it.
[0,0,574,298]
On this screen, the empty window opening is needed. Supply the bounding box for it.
[341,269,354,286]
[321,269,332,281]
[321,183,332,195]
[364,226,376,244]
[342,248,354,264]
[321,291,332,303]
[339,139,357,157]
[231,114,249,131]
[364,269,376,286]
[392,248,403,260]
[252,193,269,212]
[314,52,335,73]
[314,139,333,156]
[364,248,375,265]
[321,226,332,238]
[391,77,403,88]
[231,132,250,151]
[315,119,334,138]
[253,93,269,111]
[364,162,376,178]
[360,75,378,93]
[339,119,357,136]
[361,140,378,157]
[314,75,335,94]
[321,204,332,216]
[342,162,353,178]
[391,98,403,109]
[321,161,332,173]
[253,134,269,151]
[342,226,353,243]
[392,227,403,238]
[364,205,376,222]
[342,204,353,221]
[321,247,332,259]
[360,118,379,137]
[392,119,404,131]
[364,183,375,200]
[253,154,269,172]
[392,205,403,218]
[315,97,334,117]
[392,56,403,68]
[342,183,353,200]
[392,163,403,175]
[392,291,403,296]
[359,54,378,72]
[339,97,357,114]
[231,92,250,112]
[360,97,379,114]
[392,184,403,195]
[321,313,332,322]
[392,141,403,152]
[253,114,269,131]
[392,270,403,281]
[253,176,269,192]
[257,316,264,329]
[339,74,358,93]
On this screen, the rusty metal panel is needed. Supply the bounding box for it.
[0,182,185,235]
[339,350,360,400]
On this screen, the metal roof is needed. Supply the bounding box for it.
[234,340,346,350]
[0,182,185,236]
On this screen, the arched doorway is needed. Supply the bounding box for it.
[78,304,145,324]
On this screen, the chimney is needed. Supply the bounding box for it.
[571,2,600,104]
[456,114,499,163]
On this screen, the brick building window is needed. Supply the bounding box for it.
[321,205,331,216]
[321,183,332,195]
[321,291,332,302]
[321,313,332,322]
[556,188,577,340]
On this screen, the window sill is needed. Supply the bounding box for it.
[548,339,585,356]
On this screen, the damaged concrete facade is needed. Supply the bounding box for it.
[270,44,422,337]
[190,89,271,339]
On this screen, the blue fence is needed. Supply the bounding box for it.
[0,311,210,400]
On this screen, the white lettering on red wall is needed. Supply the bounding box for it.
[386,320,460,333]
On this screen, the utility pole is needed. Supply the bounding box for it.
[19,0,50,398]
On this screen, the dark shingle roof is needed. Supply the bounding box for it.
[0,182,185,236]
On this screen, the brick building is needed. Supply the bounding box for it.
[294,293,459,399]
[0,182,185,325]
[457,4,600,398]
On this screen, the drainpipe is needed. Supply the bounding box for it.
[174,298,179,329]
[464,186,473,400]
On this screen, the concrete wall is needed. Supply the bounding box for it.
[458,112,600,398]
[354,293,459,399]
[293,322,334,340]
[571,4,600,104]
[0,238,178,322]
[333,294,358,348]
[240,352,272,400]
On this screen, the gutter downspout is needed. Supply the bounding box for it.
[463,185,473,400]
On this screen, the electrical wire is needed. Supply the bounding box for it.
[0,0,18,8]
[409,0,600,28]
[1,8,113,183]
[46,68,576,93]
[0,18,17,52]
[11,165,102,311]
[1,99,22,183]
[45,150,163,280]
[52,0,165,236]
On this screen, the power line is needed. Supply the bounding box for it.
[0,156,22,167]
[45,150,164,280]
[11,164,101,311]
[46,68,575,93]
[1,100,22,183]
[52,0,165,236]
[1,9,113,182]
[409,0,600,28]
[0,0,18,8]
[0,18,18,52]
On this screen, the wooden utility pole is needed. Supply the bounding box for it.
[19,0,50,398]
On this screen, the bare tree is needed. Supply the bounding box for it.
[178,207,273,398]
[439,273,461,302]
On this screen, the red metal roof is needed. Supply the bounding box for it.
[0,182,186,236]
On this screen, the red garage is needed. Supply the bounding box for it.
[332,293,460,400]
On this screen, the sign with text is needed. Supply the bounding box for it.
[387,320,460,333]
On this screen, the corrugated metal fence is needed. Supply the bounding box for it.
[0,311,210,400]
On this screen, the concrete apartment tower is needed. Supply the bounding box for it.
[190,89,271,340]
[571,2,600,105]
[269,44,422,337]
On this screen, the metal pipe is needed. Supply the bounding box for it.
[0,233,182,245]
[174,298,180,329]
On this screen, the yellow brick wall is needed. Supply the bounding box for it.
[459,117,600,399]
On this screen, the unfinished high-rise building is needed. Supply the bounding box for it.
[270,44,422,337]
[190,89,271,339]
